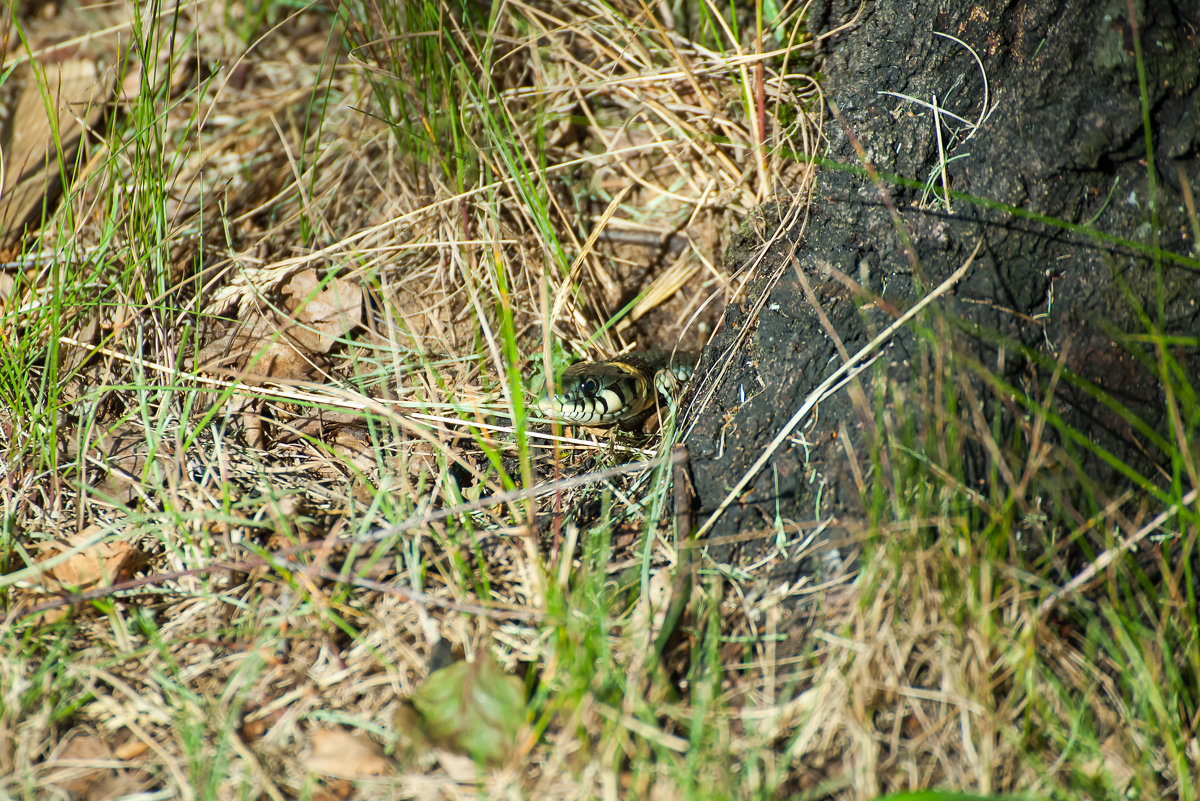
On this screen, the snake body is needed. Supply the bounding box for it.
[536,350,698,426]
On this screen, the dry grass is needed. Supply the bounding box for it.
[0,1,1195,800]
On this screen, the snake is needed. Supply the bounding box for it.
[535,350,698,426]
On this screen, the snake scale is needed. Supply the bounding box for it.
[536,350,698,426]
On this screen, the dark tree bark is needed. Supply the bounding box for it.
[684,0,1200,567]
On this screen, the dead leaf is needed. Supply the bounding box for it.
[47,732,111,797]
[381,286,451,344]
[196,315,325,384]
[282,270,364,353]
[62,422,180,506]
[306,728,392,779]
[193,270,363,396]
[45,730,147,800]
[0,58,109,248]
[81,774,145,801]
[36,525,147,591]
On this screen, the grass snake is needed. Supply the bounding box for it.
[535,350,698,426]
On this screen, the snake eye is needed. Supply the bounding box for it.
[580,378,599,397]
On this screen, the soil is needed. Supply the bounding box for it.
[682,0,1200,565]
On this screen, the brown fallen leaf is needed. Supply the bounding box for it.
[37,525,147,591]
[22,525,148,621]
[282,269,364,354]
[45,729,148,801]
[196,314,325,384]
[306,727,393,780]
[62,421,179,507]
[192,269,363,406]
[0,58,109,249]
[46,731,111,797]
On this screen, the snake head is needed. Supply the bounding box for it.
[536,360,652,425]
